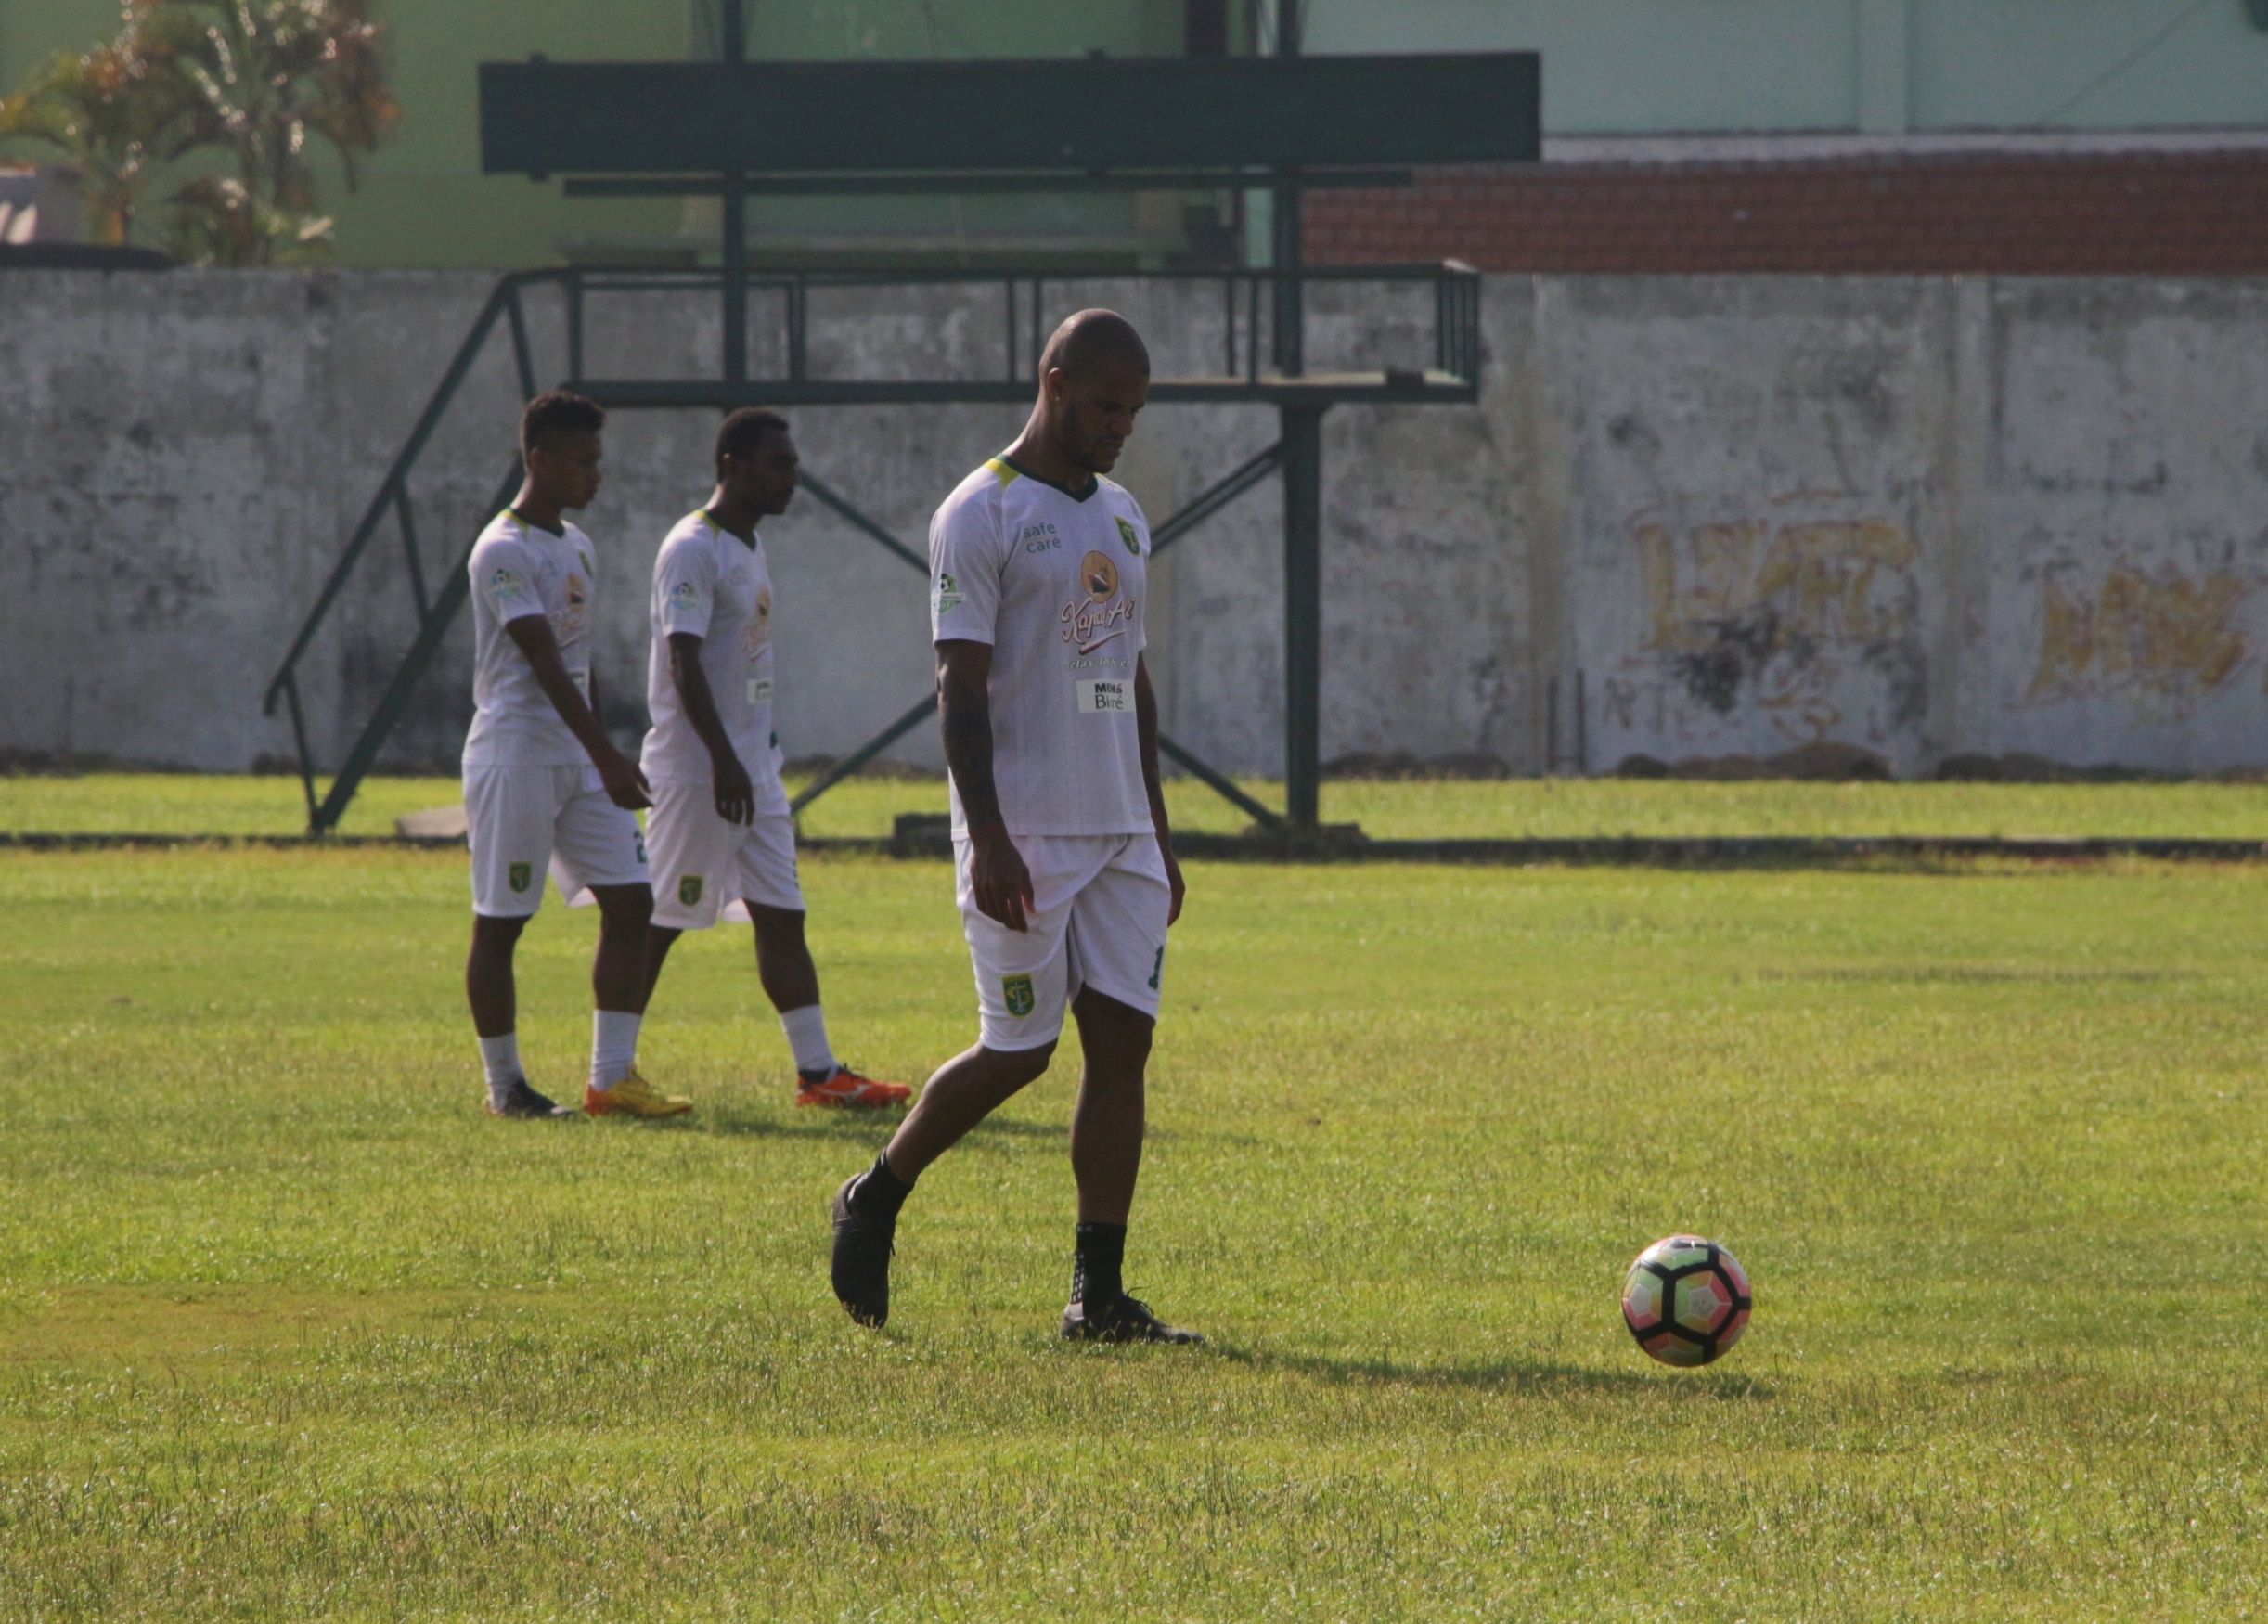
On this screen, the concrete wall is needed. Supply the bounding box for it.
[4,267,2266,780]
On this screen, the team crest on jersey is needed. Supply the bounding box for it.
[678,875,703,906]
[934,572,962,613]
[1002,973,1036,1017]
[669,580,700,615]
[508,861,533,894]
[490,568,526,602]
[1116,517,1141,556]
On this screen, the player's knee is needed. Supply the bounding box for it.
[471,912,528,950]
[989,1040,1057,1087]
[594,885,653,933]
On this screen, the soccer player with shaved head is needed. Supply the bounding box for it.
[461,391,674,1120]
[831,310,1201,1344]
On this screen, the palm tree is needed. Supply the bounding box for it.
[0,6,205,246]
[170,0,397,263]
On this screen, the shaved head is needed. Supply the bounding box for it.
[1039,309,1150,381]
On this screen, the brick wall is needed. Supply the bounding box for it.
[1305,151,2268,275]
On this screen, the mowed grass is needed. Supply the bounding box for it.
[1,840,2264,1620]
[6,770,2268,841]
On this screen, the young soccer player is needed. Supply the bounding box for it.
[830,311,1199,1343]
[638,408,910,1109]
[462,391,686,1121]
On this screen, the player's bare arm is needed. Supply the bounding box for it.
[664,629,755,826]
[1133,654,1183,927]
[503,614,651,810]
[936,638,1034,933]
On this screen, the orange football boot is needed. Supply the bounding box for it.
[795,1066,911,1109]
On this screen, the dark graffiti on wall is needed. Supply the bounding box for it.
[1604,491,1926,748]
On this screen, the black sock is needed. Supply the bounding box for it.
[1072,1221,1127,1306]
[850,1151,912,1218]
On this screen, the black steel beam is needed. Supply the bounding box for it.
[1281,405,1326,829]
[483,54,1540,177]
[562,168,1414,199]
[788,693,938,817]
[573,378,1472,410]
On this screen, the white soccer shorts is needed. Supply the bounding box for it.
[645,779,805,929]
[465,763,649,918]
[957,831,1170,1051]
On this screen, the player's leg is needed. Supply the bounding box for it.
[555,777,687,1119]
[464,764,573,1119]
[641,923,683,1006]
[642,778,722,1011]
[1057,837,1198,1345]
[831,836,1077,1328]
[738,813,908,1107]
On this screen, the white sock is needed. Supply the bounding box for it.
[780,1004,835,1077]
[590,1010,641,1092]
[479,1033,522,1102]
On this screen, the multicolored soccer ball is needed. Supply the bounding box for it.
[1621,1235,1753,1367]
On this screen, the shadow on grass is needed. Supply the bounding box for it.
[691,1109,1078,1143]
[1206,1343,1775,1399]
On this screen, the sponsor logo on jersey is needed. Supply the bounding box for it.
[1081,551,1119,602]
[1116,516,1141,556]
[678,875,703,906]
[1002,973,1036,1017]
[555,573,590,644]
[669,580,701,615]
[1063,551,1137,653]
[1021,522,1062,553]
[490,568,526,603]
[508,861,533,894]
[934,572,962,613]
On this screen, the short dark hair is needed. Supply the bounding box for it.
[522,390,605,454]
[716,406,791,474]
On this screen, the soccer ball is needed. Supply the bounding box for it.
[1621,1235,1753,1367]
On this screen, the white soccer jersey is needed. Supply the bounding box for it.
[463,509,599,768]
[929,454,1153,838]
[641,509,789,812]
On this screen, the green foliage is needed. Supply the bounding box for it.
[0,4,204,245]
[0,0,395,264]
[0,846,2262,1618]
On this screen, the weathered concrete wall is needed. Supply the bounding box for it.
[2,268,2264,778]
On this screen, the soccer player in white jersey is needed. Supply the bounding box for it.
[831,311,1200,1344]
[639,408,911,1110]
[461,391,688,1121]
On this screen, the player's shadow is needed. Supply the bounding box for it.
[694,1108,1073,1142]
[1209,1344,1774,1399]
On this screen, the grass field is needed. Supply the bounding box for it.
[6,770,2268,842]
[2,794,2264,1618]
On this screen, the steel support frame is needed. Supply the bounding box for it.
[267,259,1476,835]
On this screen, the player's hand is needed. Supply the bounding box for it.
[1161,841,1184,926]
[597,748,652,811]
[970,823,1035,932]
[711,750,754,827]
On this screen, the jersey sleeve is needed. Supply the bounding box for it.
[473,536,545,625]
[655,535,717,641]
[929,486,1008,645]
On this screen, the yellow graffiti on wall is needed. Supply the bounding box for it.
[2028,568,2248,702]
[1639,511,1918,653]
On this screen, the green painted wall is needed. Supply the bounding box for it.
[14,0,2262,267]
[1303,0,2268,135]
